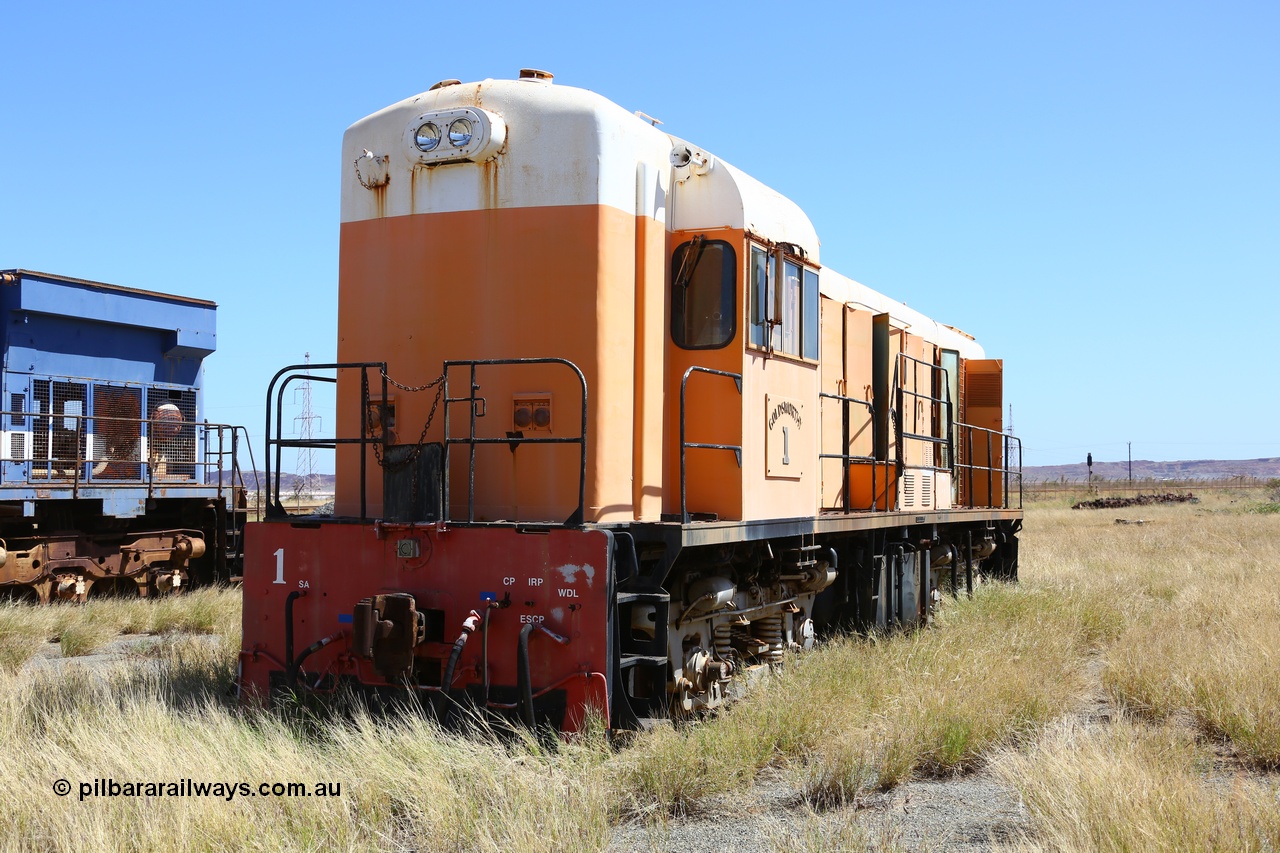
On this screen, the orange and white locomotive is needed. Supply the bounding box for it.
[238,71,1022,730]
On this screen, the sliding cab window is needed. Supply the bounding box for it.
[748,244,820,360]
[749,245,769,348]
[671,238,736,349]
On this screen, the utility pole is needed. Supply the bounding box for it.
[293,352,321,502]
[1128,442,1133,484]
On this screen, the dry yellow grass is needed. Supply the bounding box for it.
[0,587,240,670]
[612,567,1114,815]
[993,719,1280,852]
[1022,494,1280,768]
[0,641,614,852]
[0,486,1276,850]
[991,488,1280,848]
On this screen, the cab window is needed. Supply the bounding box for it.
[749,245,769,348]
[748,244,819,360]
[671,238,736,349]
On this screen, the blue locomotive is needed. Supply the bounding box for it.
[0,269,248,601]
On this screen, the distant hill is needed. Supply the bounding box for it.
[1023,457,1280,482]
[211,470,336,493]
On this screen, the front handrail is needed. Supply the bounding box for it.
[442,358,587,526]
[264,362,387,521]
[679,366,743,524]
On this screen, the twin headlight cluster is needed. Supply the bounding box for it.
[404,107,506,165]
[413,118,473,150]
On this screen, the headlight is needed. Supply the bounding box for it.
[414,122,441,152]
[448,118,473,147]
[402,107,505,165]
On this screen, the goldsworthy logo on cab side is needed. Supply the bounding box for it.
[766,394,804,479]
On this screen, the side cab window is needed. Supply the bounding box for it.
[671,237,736,350]
[748,243,819,360]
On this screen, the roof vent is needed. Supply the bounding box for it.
[429,79,462,91]
[518,68,553,83]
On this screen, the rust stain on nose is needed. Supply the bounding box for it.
[481,159,499,210]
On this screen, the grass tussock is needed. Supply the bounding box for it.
[0,639,614,852]
[0,587,240,668]
[993,718,1280,852]
[1085,511,1280,768]
[761,808,909,852]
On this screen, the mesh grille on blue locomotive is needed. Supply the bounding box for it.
[10,381,200,484]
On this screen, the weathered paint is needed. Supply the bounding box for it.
[239,522,613,732]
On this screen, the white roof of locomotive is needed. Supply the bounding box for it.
[339,75,821,258]
[340,77,673,223]
[819,269,986,359]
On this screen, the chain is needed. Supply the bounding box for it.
[354,153,390,191]
[371,370,446,473]
[380,369,444,394]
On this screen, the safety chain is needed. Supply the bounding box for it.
[354,152,390,191]
[380,370,445,394]
[371,370,446,473]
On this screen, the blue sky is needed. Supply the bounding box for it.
[3,1,1276,470]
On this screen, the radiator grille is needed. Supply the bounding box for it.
[146,388,197,479]
[32,380,88,480]
[91,385,142,479]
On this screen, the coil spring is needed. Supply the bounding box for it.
[713,624,735,663]
[752,614,786,664]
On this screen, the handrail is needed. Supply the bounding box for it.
[0,408,242,499]
[264,362,388,521]
[893,352,954,476]
[679,366,742,524]
[442,358,587,526]
[954,422,1023,509]
[817,391,887,512]
[199,423,261,509]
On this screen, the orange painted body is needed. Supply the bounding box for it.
[336,204,666,523]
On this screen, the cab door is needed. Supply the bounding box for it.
[663,231,744,521]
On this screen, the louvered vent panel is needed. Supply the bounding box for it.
[967,373,1001,408]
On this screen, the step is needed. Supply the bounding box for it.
[619,654,668,669]
[616,591,669,605]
